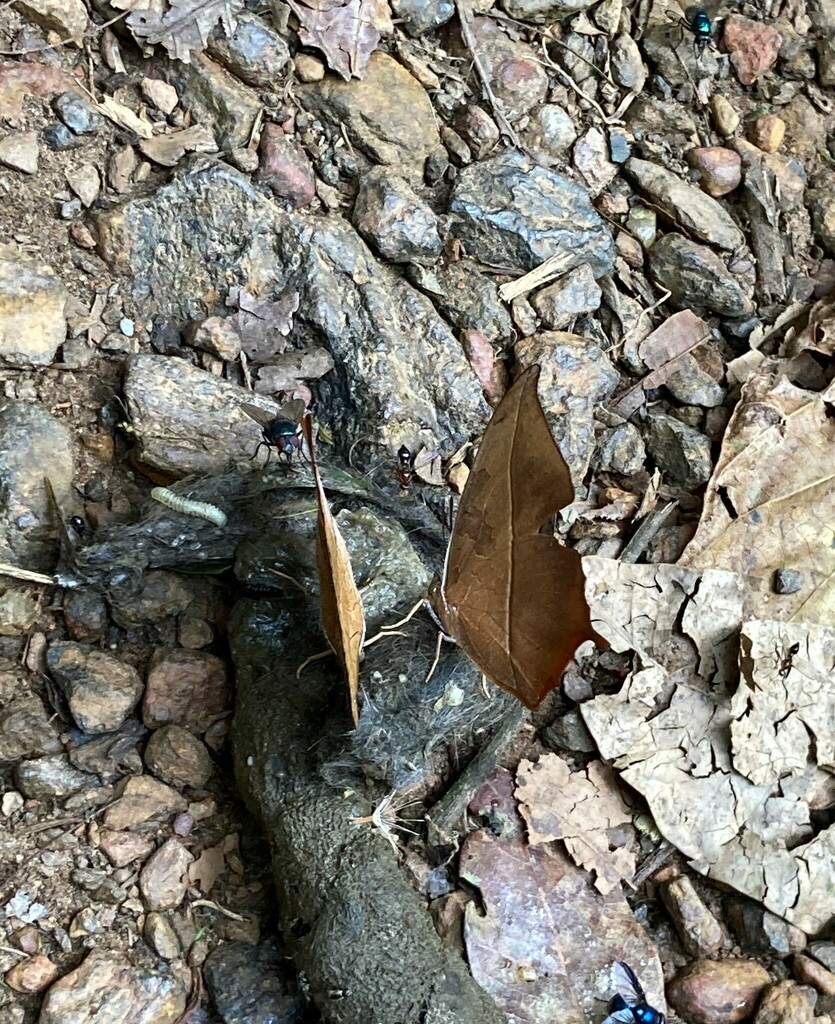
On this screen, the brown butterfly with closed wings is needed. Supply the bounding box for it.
[428,364,607,709]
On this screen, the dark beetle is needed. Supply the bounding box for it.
[680,5,713,57]
[602,962,665,1024]
[241,399,306,468]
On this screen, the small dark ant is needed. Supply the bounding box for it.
[777,641,800,680]
[395,446,414,489]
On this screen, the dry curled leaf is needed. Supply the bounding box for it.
[286,0,393,81]
[302,416,366,725]
[680,362,835,624]
[429,365,606,709]
[188,839,226,895]
[609,310,710,417]
[581,555,835,934]
[126,0,243,63]
[516,754,636,895]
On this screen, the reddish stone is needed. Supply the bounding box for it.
[687,146,742,197]
[143,649,230,732]
[5,954,60,993]
[256,123,315,209]
[723,16,781,86]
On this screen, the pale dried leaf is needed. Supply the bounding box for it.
[188,839,226,894]
[95,95,155,139]
[731,619,835,784]
[460,329,508,408]
[680,363,835,624]
[225,286,300,361]
[581,555,835,934]
[516,754,636,894]
[286,0,393,81]
[609,310,710,417]
[127,0,243,63]
[138,124,216,167]
[782,292,835,358]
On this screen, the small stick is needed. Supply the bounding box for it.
[0,563,54,586]
[426,702,528,841]
[453,0,522,149]
[498,252,576,303]
[620,501,678,564]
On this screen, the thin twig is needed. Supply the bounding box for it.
[453,0,522,149]
[0,563,54,586]
[426,702,528,841]
[536,41,626,126]
[190,899,246,921]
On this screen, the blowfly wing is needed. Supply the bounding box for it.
[278,398,306,424]
[613,962,645,1005]
[240,402,276,428]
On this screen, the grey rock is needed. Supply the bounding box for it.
[626,158,744,251]
[0,256,67,366]
[641,23,721,86]
[139,838,193,912]
[649,234,753,317]
[299,52,442,184]
[391,0,454,35]
[645,408,713,488]
[810,941,835,971]
[412,258,513,341]
[516,331,620,486]
[353,168,441,264]
[145,913,181,961]
[204,942,304,1024]
[145,725,213,790]
[522,104,578,164]
[206,12,290,89]
[531,264,602,329]
[450,150,615,276]
[47,642,144,735]
[53,91,101,134]
[502,0,597,19]
[160,53,261,150]
[63,588,109,642]
[543,709,597,752]
[0,130,38,174]
[727,899,808,956]
[16,753,97,798]
[665,355,726,407]
[0,697,62,762]
[611,33,647,92]
[42,123,81,150]
[597,423,646,475]
[808,174,835,256]
[454,105,501,160]
[0,401,73,570]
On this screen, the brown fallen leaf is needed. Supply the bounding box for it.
[302,416,366,725]
[609,310,710,417]
[225,286,299,361]
[286,0,393,81]
[126,0,243,64]
[460,772,664,1024]
[581,555,835,935]
[679,361,835,624]
[515,754,636,895]
[429,365,606,709]
[138,124,217,167]
[188,839,226,895]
